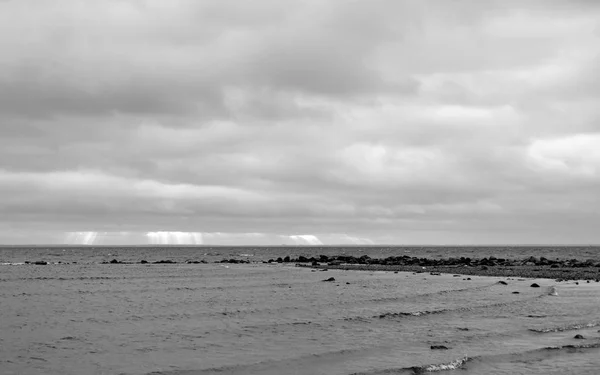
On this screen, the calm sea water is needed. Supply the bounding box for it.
[1,245,600,265]
[1,246,600,375]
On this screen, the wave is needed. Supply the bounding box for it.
[412,356,470,373]
[146,346,382,375]
[376,294,545,320]
[529,321,600,333]
[339,282,499,308]
[355,342,600,375]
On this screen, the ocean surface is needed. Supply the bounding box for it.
[1,246,600,375]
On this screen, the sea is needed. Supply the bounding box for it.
[1,246,600,375]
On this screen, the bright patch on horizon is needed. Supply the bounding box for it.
[62,232,372,245]
[146,231,203,245]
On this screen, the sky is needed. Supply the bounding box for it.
[1,0,599,245]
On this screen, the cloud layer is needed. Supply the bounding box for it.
[1,1,600,244]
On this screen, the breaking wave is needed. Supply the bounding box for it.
[529,321,600,333]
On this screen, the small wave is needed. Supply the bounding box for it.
[530,321,600,333]
[352,283,498,307]
[544,342,600,350]
[377,295,545,320]
[351,356,471,375]
[413,356,470,373]
[357,342,600,375]
[239,253,254,257]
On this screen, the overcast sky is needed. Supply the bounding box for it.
[1,0,599,245]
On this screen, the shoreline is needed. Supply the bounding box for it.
[298,263,600,281]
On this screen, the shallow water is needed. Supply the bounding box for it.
[2,256,600,374]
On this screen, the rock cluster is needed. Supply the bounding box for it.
[276,254,600,269]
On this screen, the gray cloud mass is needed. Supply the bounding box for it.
[1,0,599,245]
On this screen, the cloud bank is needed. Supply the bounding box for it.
[1,1,600,244]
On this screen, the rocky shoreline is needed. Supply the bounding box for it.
[276,254,600,281]
[13,253,600,281]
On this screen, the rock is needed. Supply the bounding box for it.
[512,291,520,294]
[574,334,585,339]
[548,286,558,296]
[109,259,121,264]
[140,260,148,264]
[323,277,336,282]
[430,345,449,350]
[33,261,48,265]
[498,281,508,285]
[530,283,540,288]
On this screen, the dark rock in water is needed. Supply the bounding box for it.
[298,256,309,262]
[498,281,508,285]
[512,291,520,294]
[33,261,48,265]
[109,259,121,264]
[323,277,336,282]
[276,257,283,263]
[457,328,469,331]
[530,283,540,288]
[153,260,176,264]
[574,334,585,339]
[466,278,471,280]
[312,261,319,266]
[430,345,449,350]
[140,260,148,264]
[283,256,291,262]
